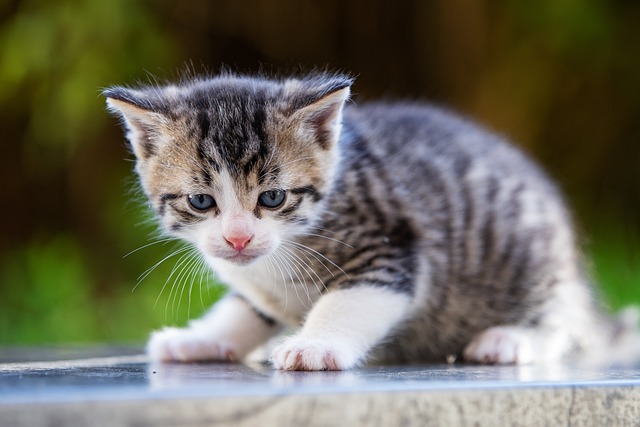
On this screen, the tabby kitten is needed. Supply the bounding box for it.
[105,72,616,370]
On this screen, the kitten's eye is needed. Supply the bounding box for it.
[258,190,286,209]
[188,194,216,211]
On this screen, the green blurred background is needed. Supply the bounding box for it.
[0,0,638,345]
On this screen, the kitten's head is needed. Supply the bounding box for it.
[105,73,352,266]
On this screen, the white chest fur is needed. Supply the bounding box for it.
[207,255,323,327]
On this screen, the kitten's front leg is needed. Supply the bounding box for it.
[147,294,282,363]
[270,286,412,370]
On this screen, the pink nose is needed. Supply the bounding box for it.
[224,234,252,251]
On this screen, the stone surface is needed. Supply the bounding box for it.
[1,348,640,426]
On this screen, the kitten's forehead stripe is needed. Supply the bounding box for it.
[242,152,262,177]
[251,107,268,152]
[201,169,213,186]
[195,139,220,174]
[205,99,270,180]
[197,111,210,142]
[191,103,272,184]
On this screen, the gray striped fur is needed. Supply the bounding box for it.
[105,72,620,367]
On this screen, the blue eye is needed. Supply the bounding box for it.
[188,194,216,211]
[258,190,286,208]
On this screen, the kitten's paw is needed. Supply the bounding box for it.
[270,336,360,371]
[463,326,534,365]
[147,327,238,363]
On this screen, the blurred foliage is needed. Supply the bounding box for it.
[590,225,640,310]
[0,0,638,345]
[0,0,176,151]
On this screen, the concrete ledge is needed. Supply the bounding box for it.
[1,350,640,426]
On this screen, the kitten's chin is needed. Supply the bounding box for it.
[212,251,267,266]
[224,253,262,265]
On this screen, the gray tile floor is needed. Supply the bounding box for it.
[1,348,640,426]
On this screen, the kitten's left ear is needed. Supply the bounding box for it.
[103,87,168,160]
[288,79,352,150]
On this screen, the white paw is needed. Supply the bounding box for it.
[270,336,361,371]
[146,327,238,363]
[463,326,534,365]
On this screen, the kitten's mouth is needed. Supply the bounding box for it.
[207,243,270,266]
[223,252,263,265]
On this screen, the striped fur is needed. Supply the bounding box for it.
[106,72,616,369]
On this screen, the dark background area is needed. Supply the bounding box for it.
[1,0,638,344]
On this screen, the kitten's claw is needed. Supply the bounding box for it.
[270,337,359,371]
[147,327,237,363]
[463,326,534,365]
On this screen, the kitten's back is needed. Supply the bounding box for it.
[324,102,600,362]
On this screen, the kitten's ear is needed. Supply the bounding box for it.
[288,77,352,149]
[103,87,167,160]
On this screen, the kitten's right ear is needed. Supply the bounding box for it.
[286,75,353,150]
[103,87,167,160]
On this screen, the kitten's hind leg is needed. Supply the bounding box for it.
[270,286,412,371]
[463,326,536,364]
[463,324,574,365]
[464,277,600,365]
[147,294,282,363]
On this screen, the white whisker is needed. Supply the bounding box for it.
[281,244,325,299]
[282,238,350,280]
[268,251,290,311]
[185,254,201,319]
[195,256,210,310]
[159,246,197,319]
[134,244,191,293]
[123,237,175,258]
[278,247,311,306]
[301,233,353,248]
[271,248,303,307]
[173,248,200,320]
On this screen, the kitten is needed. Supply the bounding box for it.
[105,72,623,370]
